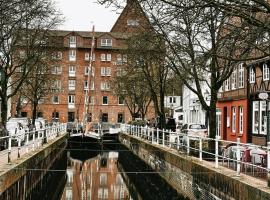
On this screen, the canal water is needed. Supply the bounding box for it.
[43,137,189,200]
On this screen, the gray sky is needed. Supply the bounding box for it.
[55,0,121,32]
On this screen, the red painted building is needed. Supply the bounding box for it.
[216,64,249,143]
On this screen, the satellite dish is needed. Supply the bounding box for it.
[258,92,269,100]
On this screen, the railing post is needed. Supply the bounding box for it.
[199,138,203,161]
[33,130,36,150]
[187,135,190,155]
[157,128,159,144]
[267,142,270,187]
[236,138,241,176]
[215,136,219,168]
[151,128,154,144]
[177,135,180,150]
[169,130,172,148]
[162,129,165,147]
[8,137,11,163]
[18,138,21,158]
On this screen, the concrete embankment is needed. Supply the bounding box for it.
[119,133,270,200]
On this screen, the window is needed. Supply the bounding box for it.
[101,82,110,91]
[231,70,237,90]
[260,101,267,134]
[52,111,59,119]
[106,54,111,61]
[101,38,112,47]
[102,113,108,122]
[263,63,269,81]
[85,66,95,76]
[68,80,76,90]
[69,36,76,47]
[52,95,59,104]
[239,107,243,134]
[238,63,244,88]
[232,107,236,133]
[118,113,124,123]
[102,96,108,105]
[69,66,76,77]
[224,78,230,91]
[84,81,95,90]
[68,95,75,104]
[85,96,94,105]
[169,97,176,104]
[117,67,126,76]
[51,66,62,75]
[253,101,259,133]
[250,67,255,83]
[118,96,125,105]
[69,50,76,61]
[101,54,106,61]
[85,53,90,61]
[127,19,139,26]
[100,173,107,185]
[52,80,61,89]
[52,51,62,60]
[101,67,111,76]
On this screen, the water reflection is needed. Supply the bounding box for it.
[61,150,130,200]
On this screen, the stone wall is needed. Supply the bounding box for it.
[119,133,270,200]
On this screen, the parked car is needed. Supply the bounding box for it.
[180,123,208,138]
[8,117,32,132]
[6,121,26,142]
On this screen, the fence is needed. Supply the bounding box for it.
[0,123,67,164]
[122,124,270,183]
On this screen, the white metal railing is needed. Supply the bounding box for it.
[0,123,67,164]
[122,124,270,183]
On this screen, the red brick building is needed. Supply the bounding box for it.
[11,1,155,124]
[216,64,249,143]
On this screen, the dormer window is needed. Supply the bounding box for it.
[69,36,76,48]
[127,19,139,26]
[101,39,112,47]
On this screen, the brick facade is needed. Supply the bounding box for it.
[11,0,155,123]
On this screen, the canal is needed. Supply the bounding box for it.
[34,137,189,200]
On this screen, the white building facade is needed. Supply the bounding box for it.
[182,82,210,126]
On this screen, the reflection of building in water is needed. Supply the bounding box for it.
[61,152,129,200]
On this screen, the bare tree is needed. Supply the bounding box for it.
[112,62,152,121]
[0,0,62,126]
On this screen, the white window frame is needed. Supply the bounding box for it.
[250,67,255,83]
[232,107,236,133]
[238,63,244,88]
[52,80,61,89]
[263,63,269,81]
[101,38,112,47]
[52,95,59,104]
[68,80,76,91]
[127,19,139,26]
[106,54,111,61]
[253,101,259,134]
[51,66,62,75]
[101,54,106,61]
[68,95,75,104]
[69,36,76,48]
[85,53,90,61]
[231,70,237,90]
[118,96,125,105]
[101,82,110,91]
[69,50,76,61]
[239,106,243,134]
[69,66,76,77]
[85,66,95,76]
[224,78,230,91]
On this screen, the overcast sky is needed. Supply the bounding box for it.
[55,0,121,32]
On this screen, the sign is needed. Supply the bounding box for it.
[258,92,269,100]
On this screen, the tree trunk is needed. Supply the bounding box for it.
[1,93,8,127]
[208,99,217,153]
[32,101,38,126]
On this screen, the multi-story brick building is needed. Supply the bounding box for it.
[11,0,155,124]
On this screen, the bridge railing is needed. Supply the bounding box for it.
[123,124,270,184]
[0,123,67,164]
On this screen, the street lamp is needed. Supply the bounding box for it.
[258,92,270,142]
